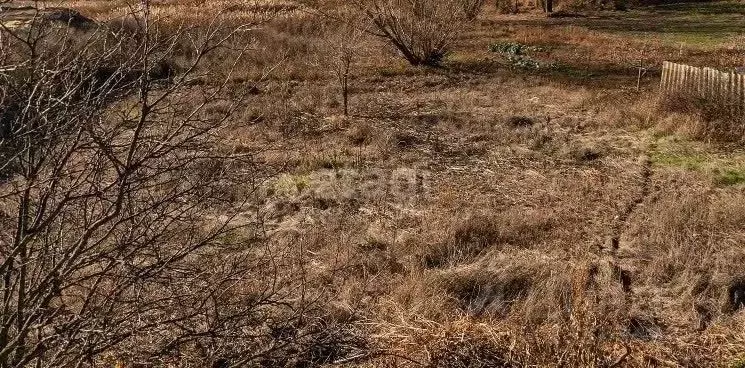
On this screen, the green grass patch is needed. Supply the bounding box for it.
[730,357,745,368]
[651,137,745,186]
[713,168,745,186]
[651,151,706,171]
[552,2,745,48]
[488,41,553,70]
[652,31,737,49]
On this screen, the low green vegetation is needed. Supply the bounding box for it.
[651,151,707,171]
[489,41,550,70]
[713,168,745,186]
[651,138,745,186]
[730,357,745,368]
[566,1,745,48]
[488,42,545,55]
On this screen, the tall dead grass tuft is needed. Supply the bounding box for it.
[423,210,554,268]
[633,189,745,328]
[440,263,535,317]
[658,92,745,142]
[413,256,633,366]
[435,253,628,323]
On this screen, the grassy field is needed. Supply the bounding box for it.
[3,0,745,366]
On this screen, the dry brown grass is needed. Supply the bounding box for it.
[7,0,745,366]
[657,92,745,142]
[58,0,304,19]
[628,189,745,317]
[226,51,743,364]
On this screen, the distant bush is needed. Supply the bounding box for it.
[357,0,466,66]
[459,0,488,19]
[495,0,520,13]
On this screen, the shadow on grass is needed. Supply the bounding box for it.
[444,55,660,87]
[498,1,745,40]
[533,62,661,87]
[650,1,745,16]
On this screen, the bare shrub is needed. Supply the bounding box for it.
[0,4,337,367]
[495,0,520,14]
[353,0,464,66]
[459,0,487,19]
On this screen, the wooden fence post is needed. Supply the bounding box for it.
[727,71,734,114]
[735,73,745,117]
[735,72,740,117]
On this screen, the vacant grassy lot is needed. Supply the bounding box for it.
[3,0,745,366]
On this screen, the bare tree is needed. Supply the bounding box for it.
[0,3,334,367]
[317,10,368,117]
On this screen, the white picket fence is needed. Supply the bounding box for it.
[660,61,745,114]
